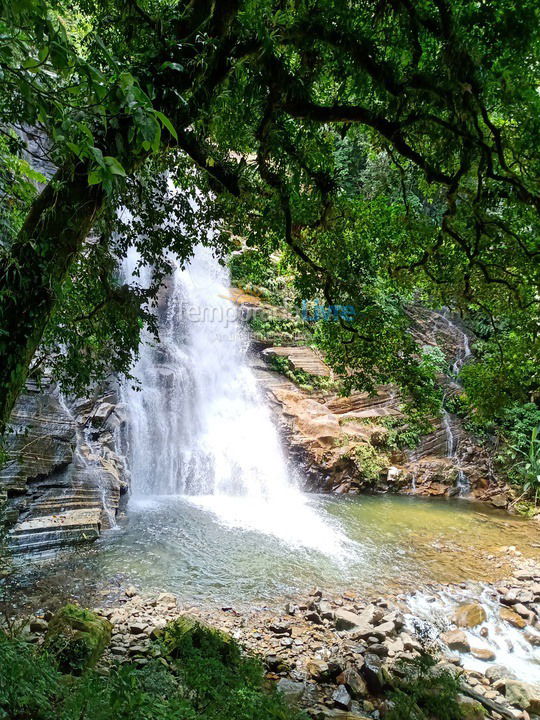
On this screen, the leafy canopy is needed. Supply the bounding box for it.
[0,0,538,416]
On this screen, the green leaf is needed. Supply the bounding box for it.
[154,111,178,141]
[103,156,127,177]
[88,170,102,185]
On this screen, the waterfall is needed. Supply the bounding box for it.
[121,246,347,554]
[439,310,472,496]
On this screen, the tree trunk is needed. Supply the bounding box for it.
[0,162,104,433]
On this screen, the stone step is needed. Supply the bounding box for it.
[9,508,102,538]
[29,501,103,517]
[263,346,332,377]
[9,528,99,553]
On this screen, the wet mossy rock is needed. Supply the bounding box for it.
[161,615,240,665]
[44,604,112,673]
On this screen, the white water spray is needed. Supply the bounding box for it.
[122,246,347,555]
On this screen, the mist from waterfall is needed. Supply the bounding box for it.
[121,246,347,555]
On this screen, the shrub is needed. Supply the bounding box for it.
[387,654,465,720]
[0,615,307,720]
[351,443,389,482]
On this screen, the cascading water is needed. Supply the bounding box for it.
[122,246,346,555]
[439,310,472,495]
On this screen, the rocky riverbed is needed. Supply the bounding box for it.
[14,552,540,720]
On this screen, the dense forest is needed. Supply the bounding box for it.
[1,1,540,719]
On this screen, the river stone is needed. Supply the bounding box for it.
[524,630,540,646]
[277,678,305,705]
[453,603,487,628]
[440,629,471,653]
[455,694,486,720]
[504,680,540,711]
[332,685,352,710]
[485,665,512,683]
[499,607,527,628]
[269,621,292,635]
[470,647,495,661]
[45,604,112,674]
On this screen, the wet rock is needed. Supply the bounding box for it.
[524,630,540,646]
[453,603,487,628]
[500,607,527,628]
[470,647,495,661]
[490,493,508,509]
[332,685,352,710]
[513,603,534,621]
[440,630,471,653]
[306,611,323,625]
[277,678,305,704]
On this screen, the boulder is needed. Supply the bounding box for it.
[499,607,527,628]
[485,665,511,683]
[277,678,305,705]
[334,609,366,631]
[440,630,471,653]
[455,694,486,720]
[336,668,368,699]
[332,685,352,710]
[306,658,330,681]
[505,680,540,712]
[453,604,487,628]
[45,604,112,673]
[361,653,385,694]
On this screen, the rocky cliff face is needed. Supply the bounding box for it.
[251,307,509,509]
[1,377,128,554]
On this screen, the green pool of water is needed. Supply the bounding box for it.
[3,494,538,611]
